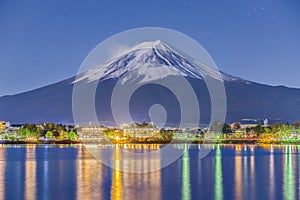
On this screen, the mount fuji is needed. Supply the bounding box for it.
[1,40,300,125]
[74,40,240,84]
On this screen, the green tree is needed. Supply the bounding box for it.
[18,128,27,137]
[45,131,53,138]
[68,131,77,140]
[256,123,264,136]
[25,128,34,139]
[34,126,43,140]
[264,126,272,134]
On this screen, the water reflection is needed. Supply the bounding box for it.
[269,145,275,199]
[250,147,256,199]
[0,144,300,199]
[214,145,223,200]
[111,147,123,200]
[76,145,105,199]
[121,146,162,200]
[41,148,48,200]
[5,145,26,199]
[234,145,243,200]
[0,146,5,200]
[76,144,163,199]
[25,145,36,200]
[283,145,295,200]
[182,146,191,200]
[242,146,248,197]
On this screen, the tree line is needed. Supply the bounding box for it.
[16,123,78,140]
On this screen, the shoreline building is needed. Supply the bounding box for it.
[123,127,160,139]
[231,118,269,130]
[0,122,6,131]
[76,125,107,140]
[121,123,160,139]
[0,121,10,132]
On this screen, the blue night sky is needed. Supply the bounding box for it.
[0,0,300,96]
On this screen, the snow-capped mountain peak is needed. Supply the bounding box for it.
[73,40,243,84]
[130,40,167,51]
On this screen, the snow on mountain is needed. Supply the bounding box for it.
[73,40,247,84]
[2,42,300,124]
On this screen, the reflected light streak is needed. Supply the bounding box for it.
[182,147,191,200]
[234,147,242,200]
[243,151,248,197]
[283,145,295,200]
[42,148,49,200]
[214,145,223,200]
[250,149,256,199]
[0,146,5,200]
[76,145,103,199]
[269,145,275,199]
[76,146,86,200]
[25,146,36,200]
[120,144,161,199]
[111,147,123,200]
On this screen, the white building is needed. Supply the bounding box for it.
[77,125,107,140]
[123,127,160,139]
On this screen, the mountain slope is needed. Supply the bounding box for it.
[1,41,300,124]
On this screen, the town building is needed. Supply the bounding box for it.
[123,127,160,139]
[263,118,269,127]
[120,122,160,139]
[76,125,107,140]
[0,121,10,132]
[232,118,269,129]
[7,124,23,135]
[0,121,6,131]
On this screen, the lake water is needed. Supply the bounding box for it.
[0,144,299,200]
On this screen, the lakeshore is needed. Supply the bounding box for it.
[1,138,300,145]
[1,121,300,145]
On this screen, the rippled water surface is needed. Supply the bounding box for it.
[0,144,299,200]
